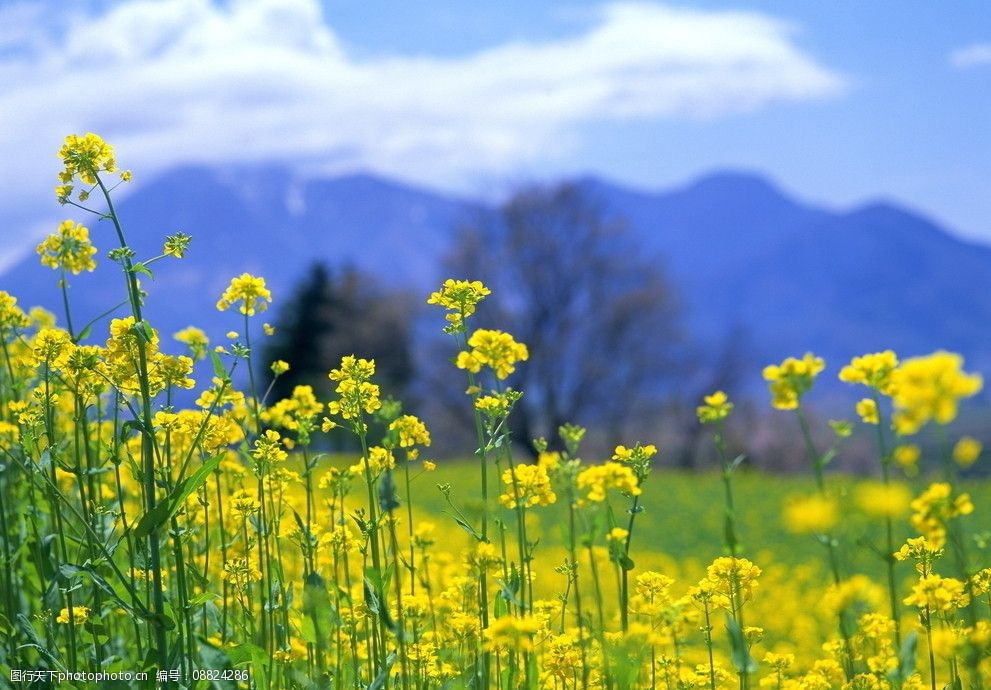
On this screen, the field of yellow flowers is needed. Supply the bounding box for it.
[0,134,988,690]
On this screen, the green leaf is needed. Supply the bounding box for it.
[198,638,237,690]
[130,262,153,278]
[891,630,917,683]
[210,351,228,380]
[118,419,144,444]
[132,500,172,541]
[187,592,220,608]
[445,512,481,541]
[366,652,397,690]
[726,614,758,673]
[76,323,93,342]
[135,320,155,344]
[303,572,333,651]
[132,455,222,539]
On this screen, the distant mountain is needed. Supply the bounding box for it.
[0,165,479,348]
[3,165,990,386]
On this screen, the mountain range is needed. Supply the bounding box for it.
[2,165,989,390]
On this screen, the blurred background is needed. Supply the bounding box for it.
[1,0,989,469]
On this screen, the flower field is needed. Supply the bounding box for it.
[0,133,989,690]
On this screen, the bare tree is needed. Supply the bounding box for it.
[444,182,684,455]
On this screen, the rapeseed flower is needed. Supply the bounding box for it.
[216,273,272,315]
[839,351,898,393]
[36,220,97,274]
[763,353,825,410]
[576,461,641,502]
[456,328,529,380]
[903,575,969,612]
[855,398,879,425]
[498,463,556,509]
[697,390,734,423]
[56,606,91,624]
[909,482,973,548]
[426,278,491,332]
[389,414,431,448]
[888,351,982,435]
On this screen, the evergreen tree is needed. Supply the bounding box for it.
[262,263,413,405]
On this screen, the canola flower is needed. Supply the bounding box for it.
[36,220,98,274]
[762,353,825,410]
[0,132,989,690]
[888,351,982,435]
[456,328,529,380]
[216,272,272,315]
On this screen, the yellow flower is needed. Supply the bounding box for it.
[702,556,762,609]
[483,615,541,651]
[839,351,898,393]
[783,494,838,534]
[389,414,431,448]
[222,557,263,590]
[56,606,91,624]
[697,390,734,423]
[498,463,556,509]
[607,527,629,542]
[475,393,512,417]
[252,429,288,464]
[0,291,29,330]
[36,220,98,274]
[173,326,209,360]
[952,436,981,468]
[422,460,437,471]
[456,329,529,380]
[270,359,290,375]
[229,489,261,519]
[762,353,825,410]
[328,356,381,422]
[216,273,272,315]
[909,483,973,548]
[889,351,982,435]
[903,574,969,612]
[57,132,117,197]
[576,462,641,502]
[426,278,491,332]
[893,536,943,575]
[892,444,920,471]
[855,398,879,425]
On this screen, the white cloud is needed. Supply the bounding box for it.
[0,0,844,253]
[950,43,991,69]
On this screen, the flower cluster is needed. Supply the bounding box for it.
[216,273,272,316]
[36,220,98,274]
[426,278,491,332]
[576,461,641,502]
[327,355,382,424]
[56,132,128,201]
[498,463,556,509]
[839,350,899,393]
[455,328,529,380]
[697,390,734,424]
[762,353,825,409]
[888,351,982,435]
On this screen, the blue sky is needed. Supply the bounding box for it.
[1,0,988,262]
